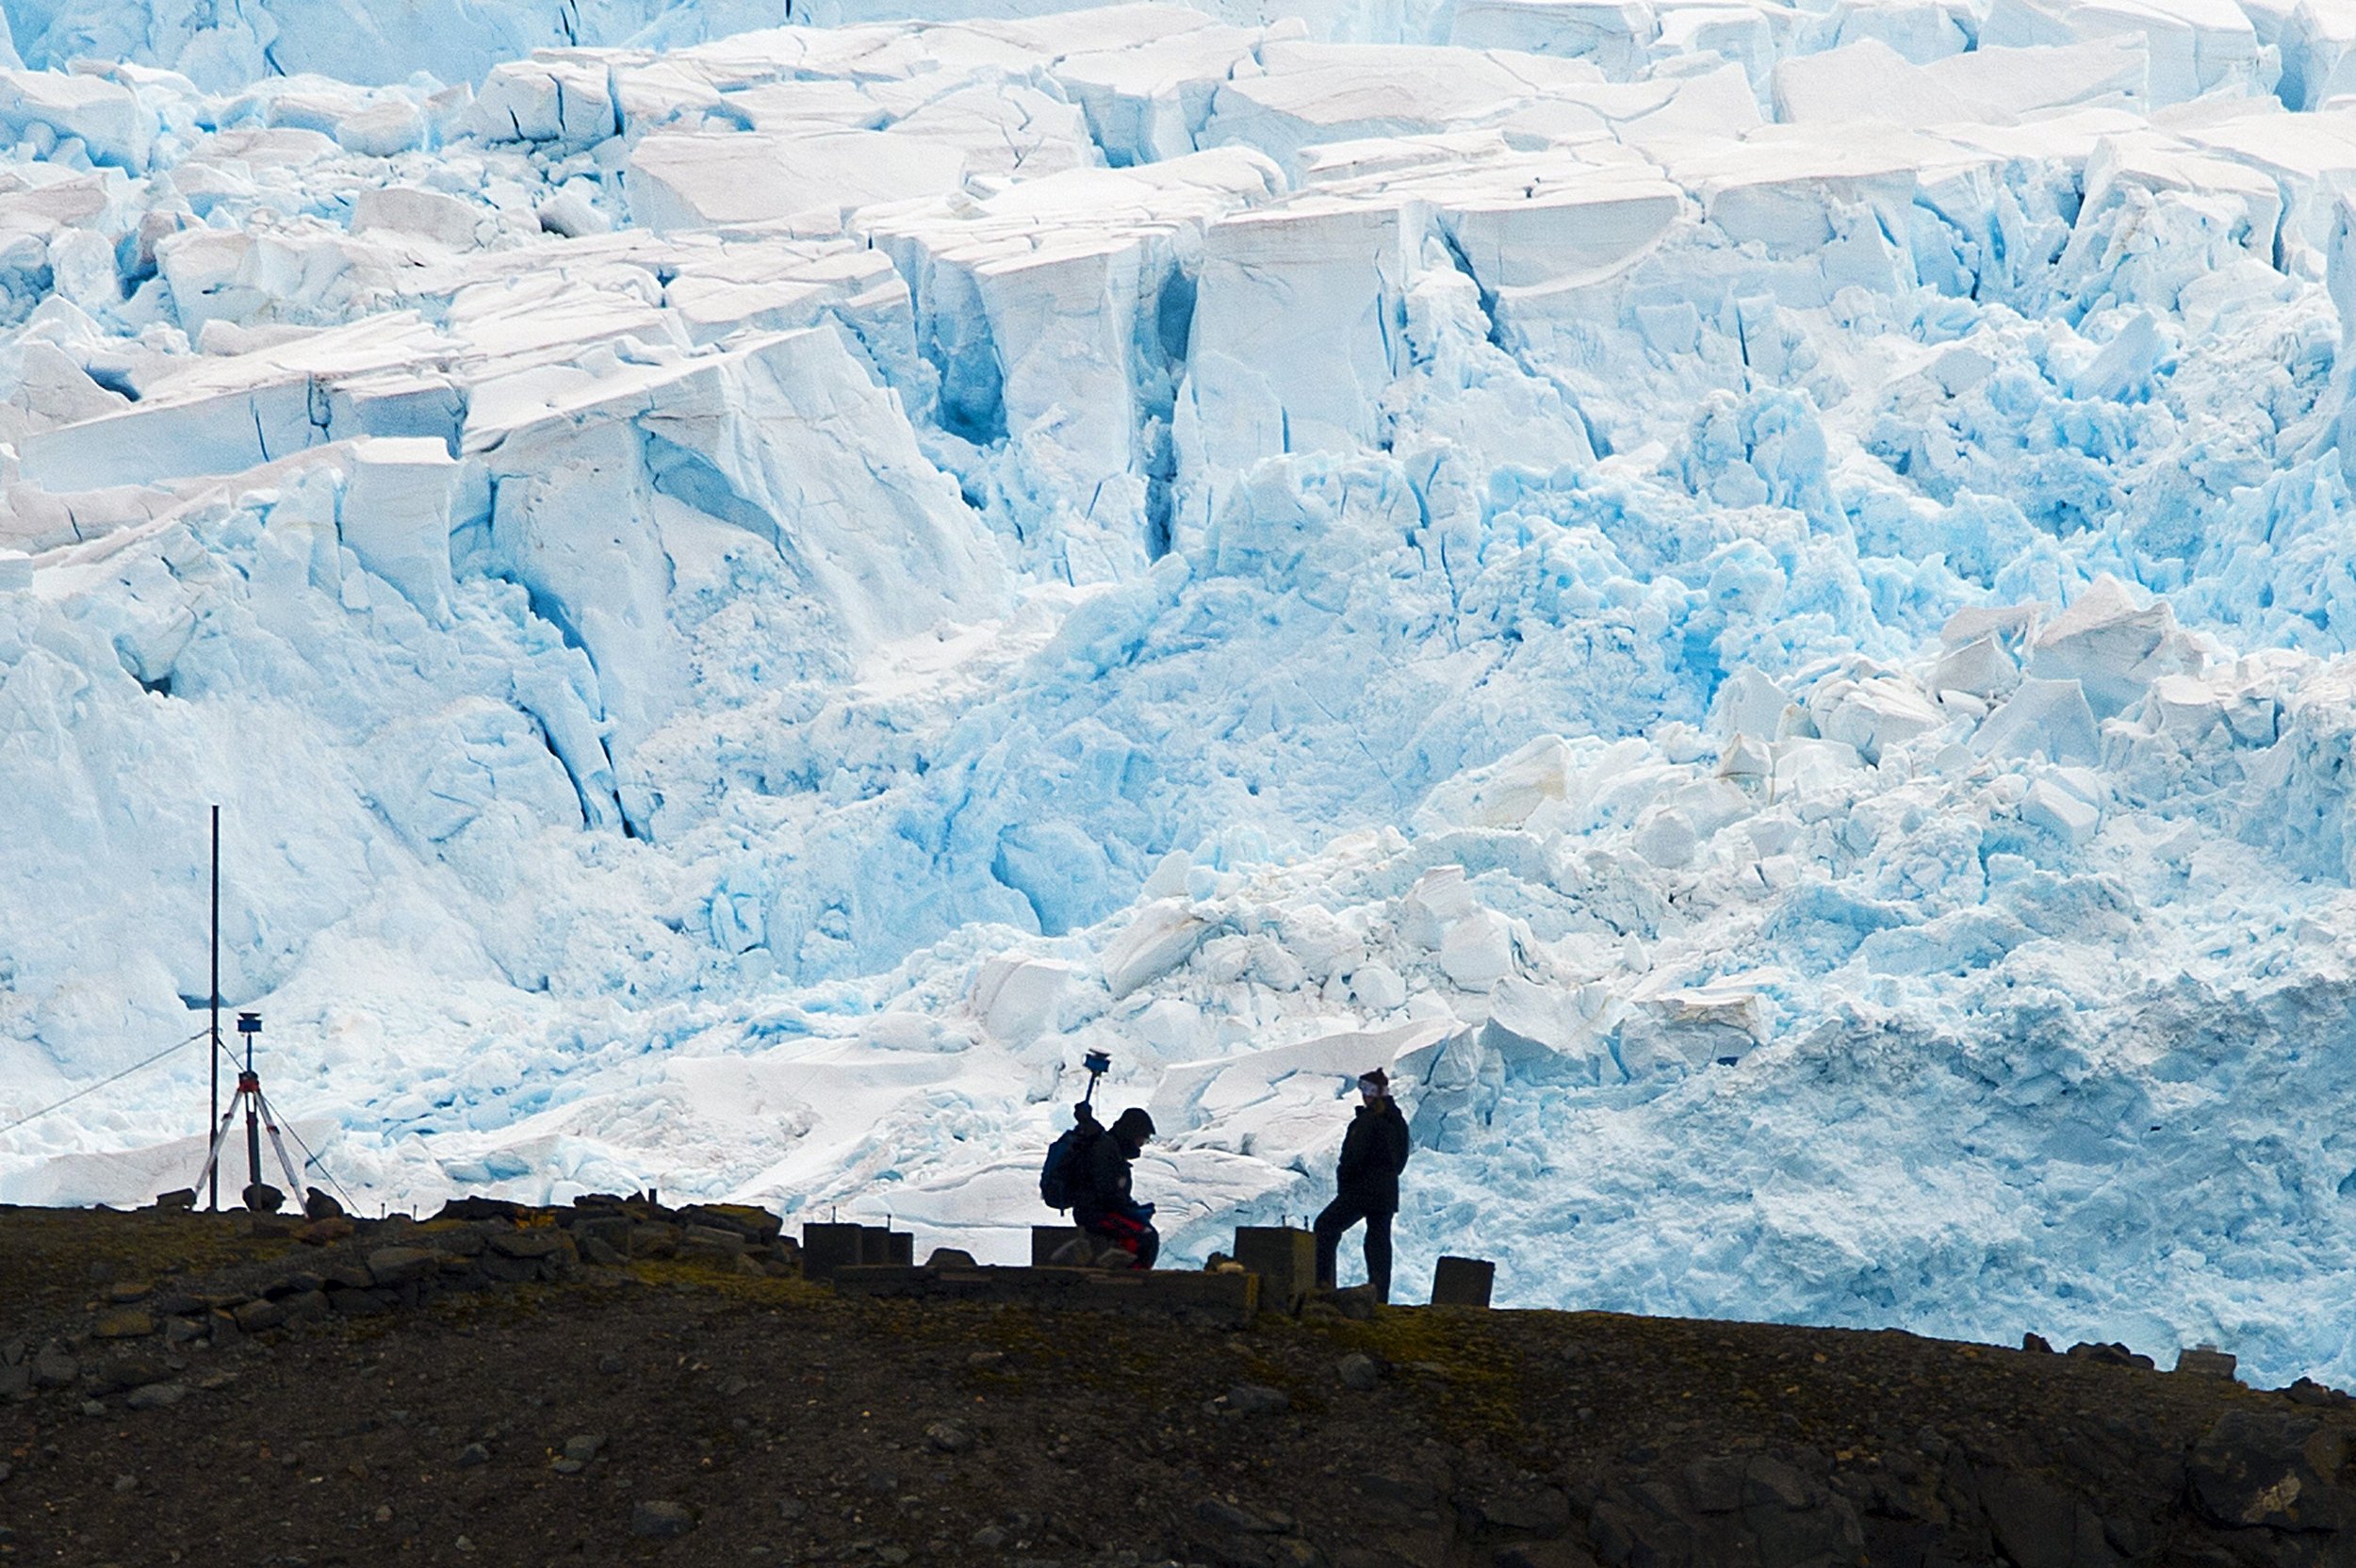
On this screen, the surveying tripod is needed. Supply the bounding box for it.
[193,1011,307,1211]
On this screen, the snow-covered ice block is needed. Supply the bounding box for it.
[1918,36,2151,117]
[1448,0,1661,76]
[0,71,155,172]
[469,322,1002,759]
[2172,104,2356,277]
[863,148,1281,548]
[337,435,461,624]
[880,78,1101,179]
[1102,896,1208,997]
[15,313,459,491]
[1808,670,1945,762]
[1201,41,1595,174]
[1982,0,2265,104]
[468,57,621,147]
[2068,129,2283,273]
[2021,776,2101,843]
[971,956,1084,1043]
[1973,676,2103,763]
[351,188,486,251]
[625,129,970,231]
[2029,574,2200,719]
[2282,0,2356,107]
[1933,636,2020,699]
[1183,195,1412,504]
[1053,14,1294,166]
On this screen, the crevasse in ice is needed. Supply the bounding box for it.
[5,0,2356,1384]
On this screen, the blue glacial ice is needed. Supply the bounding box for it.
[6,0,2356,1388]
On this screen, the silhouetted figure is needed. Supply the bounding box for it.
[1073,1106,1158,1269]
[1315,1070,1410,1302]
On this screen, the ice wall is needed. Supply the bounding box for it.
[4,0,2356,1386]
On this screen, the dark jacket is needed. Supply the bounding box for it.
[1335,1100,1411,1214]
[1074,1130,1151,1227]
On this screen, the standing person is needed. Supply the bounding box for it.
[1315,1070,1411,1303]
[1073,1107,1159,1269]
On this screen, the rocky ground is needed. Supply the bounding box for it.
[4,1200,2355,1568]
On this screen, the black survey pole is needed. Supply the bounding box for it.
[208,806,221,1213]
[239,1012,262,1199]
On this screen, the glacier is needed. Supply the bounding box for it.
[5,0,2356,1389]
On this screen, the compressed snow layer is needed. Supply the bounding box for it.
[5,0,2356,1390]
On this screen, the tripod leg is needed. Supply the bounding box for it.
[258,1095,308,1203]
[192,1106,240,1202]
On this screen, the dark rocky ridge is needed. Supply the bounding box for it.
[3,1200,2353,1567]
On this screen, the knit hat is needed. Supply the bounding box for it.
[1111,1106,1156,1141]
[1358,1069,1390,1094]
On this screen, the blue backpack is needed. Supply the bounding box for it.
[1039,1122,1099,1212]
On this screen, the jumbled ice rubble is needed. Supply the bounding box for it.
[8,0,2356,1387]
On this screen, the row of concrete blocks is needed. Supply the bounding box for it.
[800,1220,1496,1312]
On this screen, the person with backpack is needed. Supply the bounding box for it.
[1314,1069,1410,1303]
[1072,1107,1159,1269]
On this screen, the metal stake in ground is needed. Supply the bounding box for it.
[207,805,221,1213]
[191,1010,307,1214]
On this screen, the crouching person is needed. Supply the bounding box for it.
[1073,1107,1159,1269]
[1315,1070,1410,1302]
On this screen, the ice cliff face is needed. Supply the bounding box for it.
[5,0,2356,1382]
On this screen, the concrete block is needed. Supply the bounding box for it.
[1431,1255,1495,1308]
[1234,1225,1317,1312]
[2176,1345,2238,1380]
[802,1223,865,1282]
[1032,1225,1087,1266]
[854,1226,914,1266]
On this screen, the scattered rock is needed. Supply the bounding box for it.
[294,1217,356,1247]
[2281,1377,2348,1408]
[579,1235,625,1267]
[487,1229,566,1262]
[242,1182,286,1215]
[366,1248,439,1286]
[232,1298,286,1332]
[303,1186,345,1220]
[970,1526,1008,1548]
[2189,1410,2352,1530]
[966,1351,1006,1369]
[2065,1342,2154,1370]
[125,1382,188,1412]
[106,1280,151,1303]
[1195,1496,1287,1534]
[457,1443,490,1468]
[630,1501,695,1538]
[2021,1332,2053,1354]
[597,1353,626,1375]
[926,1248,977,1268]
[1493,1544,1602,1568]
[561,1434,604,1463]
[926,1421,974,1454]
[80,1399,106,1416]
[91,1309,154,1340]
[96,1357,172,1394]
[1336,1353,1381,1392]
[153,1188,197,1211]
[1227,1383,1291,1416]
[30,1344,76,1389]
